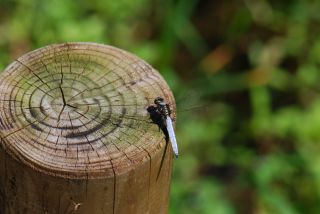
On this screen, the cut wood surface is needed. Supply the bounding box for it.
[0,42,175,214]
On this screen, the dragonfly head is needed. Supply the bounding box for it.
[154,97,165,105]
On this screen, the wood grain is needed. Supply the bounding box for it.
[0,42,175,214]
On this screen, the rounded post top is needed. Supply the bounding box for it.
[0,42,175,179]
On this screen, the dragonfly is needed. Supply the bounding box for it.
[154,97,179,158]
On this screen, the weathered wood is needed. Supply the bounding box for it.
[0,42,175,214]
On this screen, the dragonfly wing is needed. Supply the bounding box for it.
[166,117,178,158]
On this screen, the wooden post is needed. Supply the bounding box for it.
[0,43,176,214]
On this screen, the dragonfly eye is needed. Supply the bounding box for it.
[154,97,164,104]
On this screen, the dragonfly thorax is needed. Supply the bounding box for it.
[154,97,171,117]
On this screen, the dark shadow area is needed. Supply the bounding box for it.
[147,105,170,180]
[147,105,169,142]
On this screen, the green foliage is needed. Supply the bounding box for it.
[2,0,320,213]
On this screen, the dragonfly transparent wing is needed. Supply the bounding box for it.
[166,116,178,158]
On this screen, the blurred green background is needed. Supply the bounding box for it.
[2,0,320,213]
